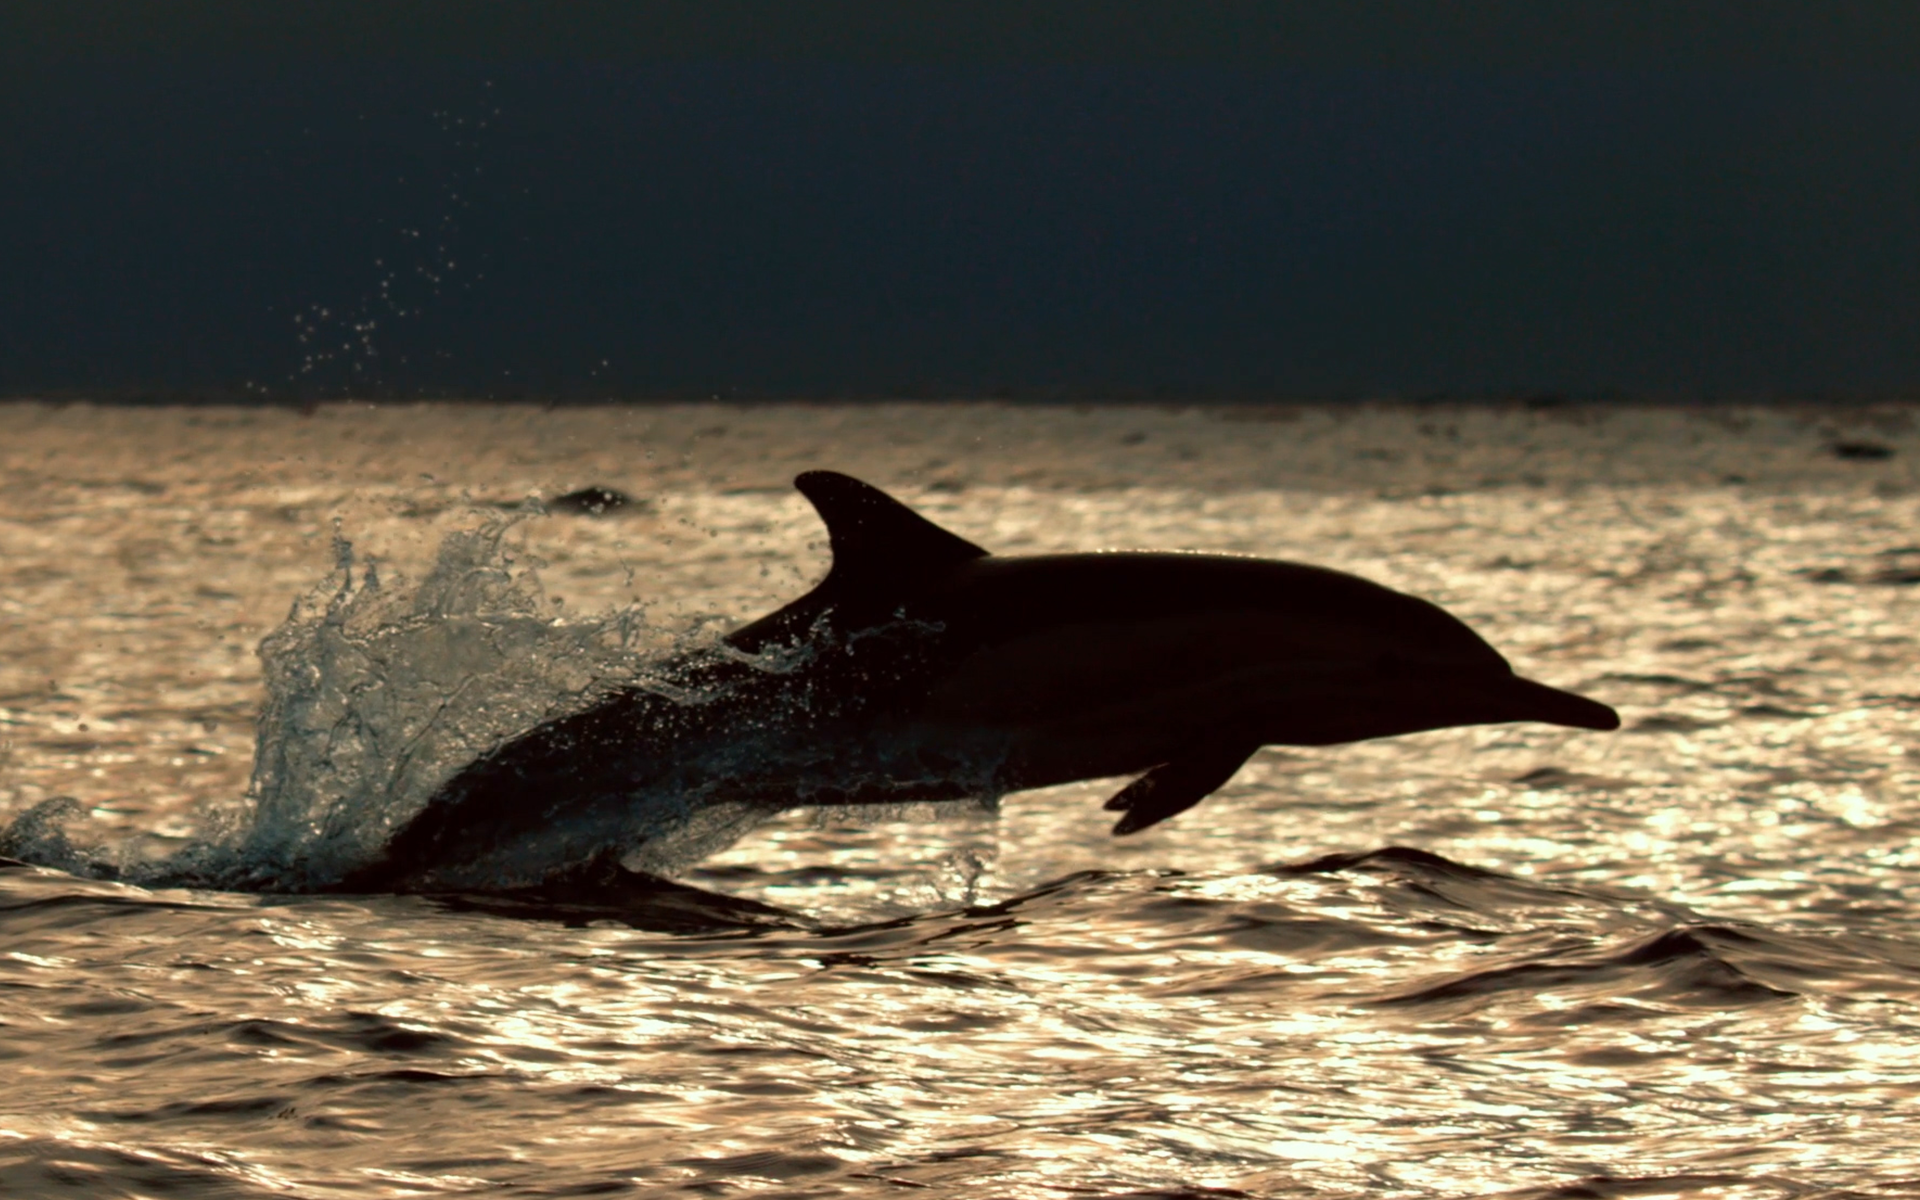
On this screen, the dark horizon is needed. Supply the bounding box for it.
[6,4,1919,403]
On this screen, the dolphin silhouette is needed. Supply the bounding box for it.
[337,471,1617,892]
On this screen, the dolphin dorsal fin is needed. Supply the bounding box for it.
[795,471,989,592]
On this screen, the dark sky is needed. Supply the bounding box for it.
[4,3,1918,400]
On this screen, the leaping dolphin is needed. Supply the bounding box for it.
[337,471,1617,893]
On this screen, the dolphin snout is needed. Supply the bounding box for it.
[1496,675,1620,731]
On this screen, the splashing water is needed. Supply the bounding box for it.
[228,517,666,888]
[3,508,997,896]
[5,514,747,890]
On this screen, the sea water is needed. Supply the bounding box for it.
[2,401,1918,1197]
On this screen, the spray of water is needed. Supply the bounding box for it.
[230,517,666,887]
[4,513,667,888]
[3,510,1004,898]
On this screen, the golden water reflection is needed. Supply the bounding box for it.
[4,403,1920,1196]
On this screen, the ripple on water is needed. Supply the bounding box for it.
[6,404,1920,1195]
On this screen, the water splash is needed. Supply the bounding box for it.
[221,517,668,886]
[0,797,99,873]
[2,514,677,890]
[4,510,1007,895]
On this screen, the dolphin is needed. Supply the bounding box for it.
[336,471,1617,892]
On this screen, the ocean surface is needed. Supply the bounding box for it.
[2,401,1919,1198]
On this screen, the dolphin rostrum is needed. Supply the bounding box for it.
[337,471,1617,892]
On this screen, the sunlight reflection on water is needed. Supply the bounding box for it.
[3,402,1920,1197]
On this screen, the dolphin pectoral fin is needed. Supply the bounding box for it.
[1104,743,1260,836]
